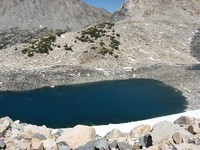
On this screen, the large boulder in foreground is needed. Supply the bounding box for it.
[0,117,11,137]
[150,121,192,145]
[174,116,195,126]
[129,124,151,140]
[56,125,96,149]
[105,128,129,142]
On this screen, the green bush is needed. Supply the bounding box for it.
[64,43,73,51]
[99,47,113,56]
[21,34,56,56]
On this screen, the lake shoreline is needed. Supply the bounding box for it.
[0,64,200,110]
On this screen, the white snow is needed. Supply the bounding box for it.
[93,109,200,137]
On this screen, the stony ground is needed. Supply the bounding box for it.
[0,64,199,110]
[0,116,200,149]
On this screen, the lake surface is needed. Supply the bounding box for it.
[189,64,200,70]
[0,79,187,128]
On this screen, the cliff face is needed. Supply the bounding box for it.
[112,0,200,23]
[0,0,111,30]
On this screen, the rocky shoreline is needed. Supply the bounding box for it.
[0,64,199,110]
[0,114,200,150]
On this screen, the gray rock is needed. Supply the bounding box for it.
[188,137,200,145]
[172,143,200,150]
[151,121,190,145]
[129,125,151,140]
[56,125,96,149]
[52,129,64,138]
[109,140,118,149]
[174,116,195,126]
[172,132,183,144]
[94,138,109,150]
[188,124,200,135]
[139,134,152,148]
[59,145,71,150]
[31,140,44,150]
[17,140,31,150]
[194,137,200,145]
[0,140,6,149]
[57,141,70,150]
[75,141,95,150]
[118,142,132,150]
[42,139,57,150]
[32,133,47,141]
[132,144,141,150]
[0,117,11,137]
[105,129,129,141]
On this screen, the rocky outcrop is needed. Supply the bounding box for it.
[112,0,200,23]
[190,28,200,61]
[150,121,192,145]
[0,0,111,31]
[0,116,200,149]
[56,125,96,149]
[0,117,11,138]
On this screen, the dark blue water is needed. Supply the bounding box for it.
[189,64,200,70]
[0,79,187,128]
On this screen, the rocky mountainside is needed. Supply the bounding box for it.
[0,0,111,31]
[112,0,200,23]
[0,0,200,74]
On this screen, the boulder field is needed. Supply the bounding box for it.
[0,115,200,150]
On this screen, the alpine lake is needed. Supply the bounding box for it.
[0,79,187,128]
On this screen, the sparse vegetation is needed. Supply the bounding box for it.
[91,46,98,50]
[76,22,120,58]
[21,35,56,57]
[64,43,73,51]
[55,26,70,37]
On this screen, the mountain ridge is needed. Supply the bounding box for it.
[0,0,111,31]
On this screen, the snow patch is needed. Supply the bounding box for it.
[93,109,200,137]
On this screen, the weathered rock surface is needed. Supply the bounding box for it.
[174,116,195,126]
[0,116,199,150]
[42,139,57,149]
[93,138,109,150]
[0,140,6,149]
[150,121,192,145]
[112,0,200,23]
[172,132,184,144]
[129,124,151,140]
[17,140,31,150]
[105,129,129,142]
[56,125,96,149]
[0,117,11,137]
[117,142,132,150]
[173,143,200,150]
[21,124,51,139]
[31,140,44,150]
[32,133,47,141]
[139,134,152,148]
[188,124,200,135]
